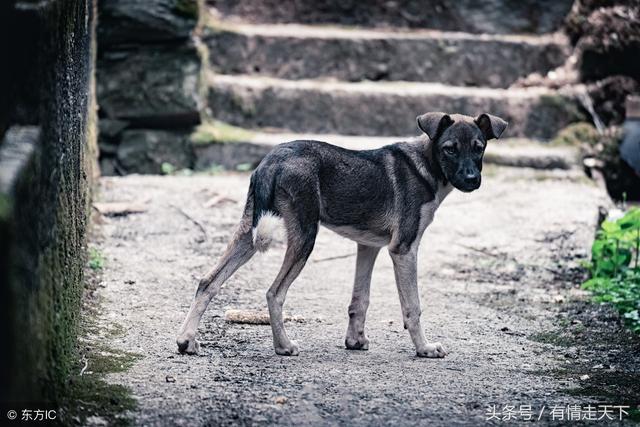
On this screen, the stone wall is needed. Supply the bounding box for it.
[566,0,639,126]
[0,0,98,404]
[97,0,201,175]
[207,0,575,34]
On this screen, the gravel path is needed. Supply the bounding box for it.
[89,167,620,426]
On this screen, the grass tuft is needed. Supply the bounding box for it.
[583,208,640,332]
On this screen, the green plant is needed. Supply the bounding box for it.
[236,162,253,172]
[203,164,226,175]
[583,208,640,332]
[161,162,176,175]
[88,248,105,271]
[551,122,599,147]
[190,121,254,145]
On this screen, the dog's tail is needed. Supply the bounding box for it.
[248,173,285,252]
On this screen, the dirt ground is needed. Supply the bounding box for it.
[86,166,640,426]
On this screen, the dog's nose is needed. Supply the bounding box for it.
[464,173,479,185]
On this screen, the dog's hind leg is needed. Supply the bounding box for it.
[266,218,318,356]
[177,218,256,355]
[345,244,380,350]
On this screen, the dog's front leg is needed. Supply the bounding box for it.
[389,249,447,358]
[345,244,381,350]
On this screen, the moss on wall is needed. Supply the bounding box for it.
[0,0,98,404]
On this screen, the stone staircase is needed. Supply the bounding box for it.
[196,0,584,170]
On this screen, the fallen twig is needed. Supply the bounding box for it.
[169,203,207,242]
[455,243,505,259]
[224,309,305,324]
[313,253,355,263]
[93,201,147,216]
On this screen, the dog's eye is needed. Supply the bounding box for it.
[473,143,485,153]
[443,146,456,155]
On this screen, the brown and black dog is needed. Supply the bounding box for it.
[177,112,507,357]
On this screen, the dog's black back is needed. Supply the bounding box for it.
[251,138,443,252]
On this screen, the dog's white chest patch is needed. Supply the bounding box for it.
[413,184,454,248]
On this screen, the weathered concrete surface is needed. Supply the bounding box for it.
[194,131,581,172]
[89,168,634,426]
[204,23,568,88]
[207,0,574,35]
[207,74,585,139]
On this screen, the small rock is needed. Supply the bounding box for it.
[166,375,176,383]
[591,364,604,370]
[85,415,108,426]
[274,396,287,405]
[500,326,510,332]
[580,374,590,381]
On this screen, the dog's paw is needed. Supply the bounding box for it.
[176,336,200,355]
[275,340,299,356]
[345,335,369,351]
[416,342,447,358]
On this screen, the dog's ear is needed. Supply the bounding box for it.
[416,112,454,140]
[474,113,508,140]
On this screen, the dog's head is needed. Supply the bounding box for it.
[416,112,508,192]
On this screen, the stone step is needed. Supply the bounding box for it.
[192,124,581,172]
[206,74,585,140]
[97,44,201,128]
[207,0,574,35]
[203,22,569,88]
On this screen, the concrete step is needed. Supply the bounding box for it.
[203,22,569,88]
[192,124,581,172]
[206,74,585,140]
[206,0,574,35]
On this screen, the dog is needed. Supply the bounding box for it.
[177,112,507,358]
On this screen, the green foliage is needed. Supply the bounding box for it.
[0,193,12,220]
[88,247,105,271]
[203,164,226,175]
[190,121,254,145]
[173,0,198,19]
[551,122,599,147]
[583,208,640,332]
[161,162,177,175]
[236,162,253,172]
